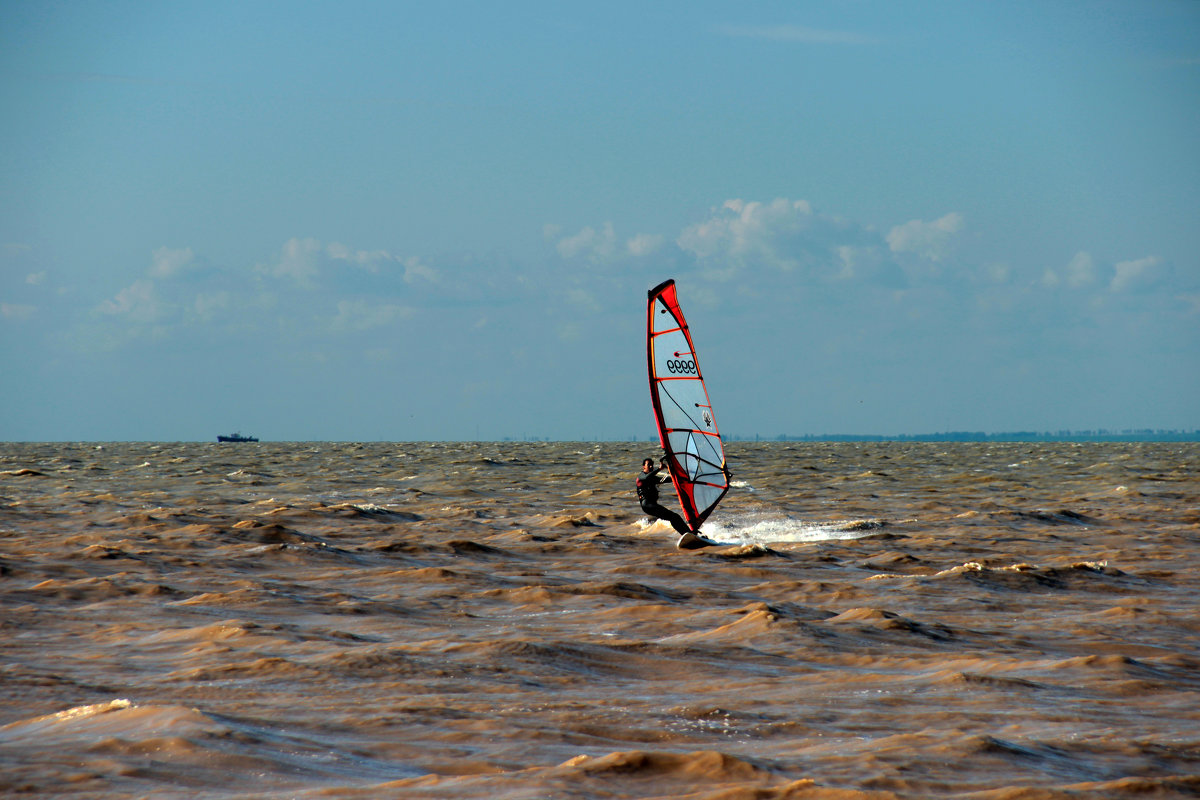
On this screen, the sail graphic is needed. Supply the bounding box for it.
[646,279,730,530]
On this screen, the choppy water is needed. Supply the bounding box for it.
[2,441,1198,799]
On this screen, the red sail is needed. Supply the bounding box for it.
[646,279,730,529]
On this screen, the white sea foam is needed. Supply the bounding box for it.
[702,513,881,545]
[637,512,880,544]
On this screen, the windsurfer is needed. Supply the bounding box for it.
[636,457,692,535]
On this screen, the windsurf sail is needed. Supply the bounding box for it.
[646,279,730,530]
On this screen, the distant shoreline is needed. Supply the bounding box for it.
[726,430,1200,443]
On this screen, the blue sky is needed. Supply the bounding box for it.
[2,1,1197,441]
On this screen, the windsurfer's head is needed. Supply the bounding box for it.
[642,458,655,471]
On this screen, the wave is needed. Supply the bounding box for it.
[0,700,424,793]
[824,607,956,641]
[352,749,803,799]
[927,560,1133,592]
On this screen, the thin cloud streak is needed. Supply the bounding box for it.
[715,24,880,46]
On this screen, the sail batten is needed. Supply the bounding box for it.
[646,279,730,530]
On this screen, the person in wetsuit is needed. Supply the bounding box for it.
[636,457,691,535]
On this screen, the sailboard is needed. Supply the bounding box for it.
[646,279,730,532]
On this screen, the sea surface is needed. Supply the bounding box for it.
[1,441,1198,799]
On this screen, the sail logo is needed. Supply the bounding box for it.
[666,359,696,375]
[703,410,712,428]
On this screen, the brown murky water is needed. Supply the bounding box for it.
[2,441,1198,798]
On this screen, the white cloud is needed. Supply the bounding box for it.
[331,299,413,331]
[676,197,942,288]
[326,242,393,271]
[74,237,441,355]
[148,246,195,279]
[627,233,664,257]
[836,245,884,281]
[1043,251,1096,289]
[566,288,602,312]
[400,255,437,284]
[549,224,663,262]
[193,291,231,320]
[364,347,392,363]
[259,237,323,284]
[556,222,617,262]
[886,213,964,262]
[677,198,830,277]
[25,271,46,285]
[1,302,36,321]
[262,238,438,286]
[325,242,353,261]
[1065,251,1096,288]
[1111,255,1163,293]
[97,279,162,322]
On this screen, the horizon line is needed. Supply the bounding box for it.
[4,428,1199,444]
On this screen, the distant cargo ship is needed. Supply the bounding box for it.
[217,433,258,443]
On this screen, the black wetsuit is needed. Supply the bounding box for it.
[636,469,691,535]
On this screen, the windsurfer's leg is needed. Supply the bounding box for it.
[665,510,690,535]
[641,502,689,535]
